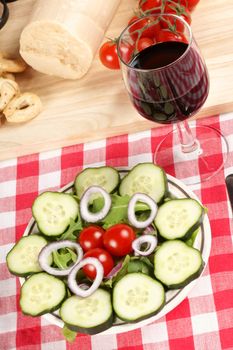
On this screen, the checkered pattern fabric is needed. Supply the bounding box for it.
[1,113,233,350]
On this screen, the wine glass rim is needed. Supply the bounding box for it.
[117,13,193,72]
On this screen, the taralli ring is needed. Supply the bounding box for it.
[0,78,19,112]
[0,72,15,81]
[0,56,27,73]
[3,92,42,123]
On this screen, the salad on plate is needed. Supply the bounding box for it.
[6,162,209,339]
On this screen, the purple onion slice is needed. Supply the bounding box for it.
[128,193,158,229]
[80,186,111,223]
[68,257,104,297]
[132,235,158,256]
[105,260,123,279]
[38,240,83,276]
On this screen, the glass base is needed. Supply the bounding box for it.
[154,124,229,186]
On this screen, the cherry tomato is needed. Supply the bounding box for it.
[83,248,114,279]
[128,15,160,42]
[157,30,188,44]
[99,40,120,70]
[139,0,162,14]
[103,224,136,257]
[79,225,105,252]
[186,0,200,12]
[118,41,134,64]
[162,4,191,33]
[137,37,154,52]
[174,0,200,12]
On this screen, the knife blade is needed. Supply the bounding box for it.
[225,174,233,212]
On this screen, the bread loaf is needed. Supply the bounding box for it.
[20,0,120,79]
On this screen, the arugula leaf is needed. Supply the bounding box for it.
[93,194,150,229]
[62,325,77,343]
[53,250,72,269]
[59,214,83,241]
[66,247,78,262]
[185,228,200,247]
[52,247,78,269]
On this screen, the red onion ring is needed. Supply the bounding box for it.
[80,186,111,223]
[105,260,123,279]
[68,257,104,297]
[143,225,157,235]
[128,193,158,229]
[38,240,83,276]
[132,235,158,256]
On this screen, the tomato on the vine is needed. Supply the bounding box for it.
[128,15,160,42]
[118,41,134,64]
[99,40,120,70]
[157,29,188,44]
[103,224,136,257]
[139,0,162,14]
[137,37,154,52]
[79,225,105,252]
[82,248,114,279]
[174,0,200,12]
[162,4,191,33]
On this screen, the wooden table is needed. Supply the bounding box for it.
[0,0,232,161]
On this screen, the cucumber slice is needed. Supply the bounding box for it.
[32,192,79,237]
[113,273,165,322]
[74,166,120,200]
[154,240,204,289]
[119,163,168,203]
[20,272,66,316]
[60,289,113,335]
[154,198,204,240]
[6,235,52,277]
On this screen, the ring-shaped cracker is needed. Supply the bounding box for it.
[4,92,42,123]
[0,56,27,73]
[0,78,19,112]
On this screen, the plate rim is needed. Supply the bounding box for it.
[20,171,212,335]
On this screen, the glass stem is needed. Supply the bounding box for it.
[176,120,199,153]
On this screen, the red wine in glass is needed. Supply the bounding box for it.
[128,41,209,124]
[117,14,228,185]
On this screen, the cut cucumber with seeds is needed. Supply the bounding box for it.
[119,163,168,203]
[20,272,66,316]
[32,192,79,237]
[113,273,165,322]
[6,235,52,277]
[154,198,204,240]
[154,240,204,289]
[60,289,113,335]
[75,166,120,200]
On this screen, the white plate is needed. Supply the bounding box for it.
[20,171,211,335]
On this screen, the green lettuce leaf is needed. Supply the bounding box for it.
[102,255,154,288]
[93,194,150,229]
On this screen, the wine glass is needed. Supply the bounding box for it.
[117,14,228,185]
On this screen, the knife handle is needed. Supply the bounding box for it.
[225,174,233,212]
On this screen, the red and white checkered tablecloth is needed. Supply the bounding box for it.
[1,113,233,350]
